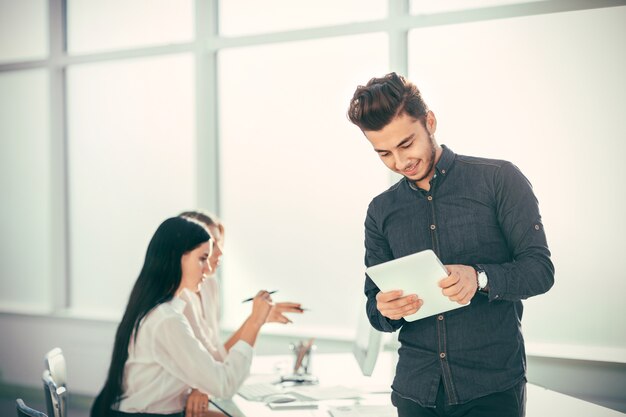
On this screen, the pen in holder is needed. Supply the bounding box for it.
[280,338,318,384]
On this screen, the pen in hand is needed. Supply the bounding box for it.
[209,399,233,417]
[242,290,277,303]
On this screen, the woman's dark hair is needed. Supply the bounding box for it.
[90,217,210,417]
[347,72,429,131]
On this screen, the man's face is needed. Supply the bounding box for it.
[364,111,440,188]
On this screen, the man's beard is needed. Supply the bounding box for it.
[410,136,437,184]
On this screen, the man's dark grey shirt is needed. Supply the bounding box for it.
[364,145,554,407]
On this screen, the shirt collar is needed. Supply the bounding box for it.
[170,296,187,313]
[436,144,455,176]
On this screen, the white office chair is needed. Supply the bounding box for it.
[42,370,67,417]
[44,348,67,389]
[43,348,67,417]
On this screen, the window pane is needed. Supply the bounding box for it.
[67,54,196,317]
[67,0,194,54]
[219,0,386,36]
[408,7,626,350]
[410,0,545,15]
[0,70,51,311]
[0,0,48,63]
[219,34,389,338]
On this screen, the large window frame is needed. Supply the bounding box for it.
[1,0,622,325]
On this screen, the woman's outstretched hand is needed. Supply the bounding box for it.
[266,302,304,324]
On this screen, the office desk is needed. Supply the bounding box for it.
[213,352,624,417]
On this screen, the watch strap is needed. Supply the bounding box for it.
[473,265,488,291]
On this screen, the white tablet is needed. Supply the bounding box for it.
[365,249,469,322]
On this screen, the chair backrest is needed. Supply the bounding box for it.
[42,370,67,417]
[16,398,48,417]
[44,348,67,388]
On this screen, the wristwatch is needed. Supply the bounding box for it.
[474,265,489,292]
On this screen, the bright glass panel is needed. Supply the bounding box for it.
[408,7,626,352]
[0,70,52,311]
[67,54,196,316]
[0,0,48,63]
[219,0,386,36]
[219,33,389,338]
[67,0,194,54]
[410,0,545,14]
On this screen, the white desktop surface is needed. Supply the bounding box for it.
[213,352,624,417]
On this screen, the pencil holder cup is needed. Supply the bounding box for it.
[280,340,318,384]
[289,341,316,375]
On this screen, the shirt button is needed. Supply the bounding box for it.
[430,224,436,230]
[534,224,540,230]
[439,352,446,359]
[427,196,433,201]
[441,169,446,174]
[437,315,444,321]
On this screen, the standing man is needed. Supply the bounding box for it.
[347,73,554,417]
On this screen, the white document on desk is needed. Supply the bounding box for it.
[328,404,397,417]
[289,385,362,400]
[365,249,469,321]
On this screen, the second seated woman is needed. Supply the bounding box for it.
[178,210,305,416]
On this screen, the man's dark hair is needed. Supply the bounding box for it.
[347,72,429,131]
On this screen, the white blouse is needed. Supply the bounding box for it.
[115,296,252,414]
[179,277,228,362]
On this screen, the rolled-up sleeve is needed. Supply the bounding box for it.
[483,162,555,301]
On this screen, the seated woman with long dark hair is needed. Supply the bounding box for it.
[91,217,272,417]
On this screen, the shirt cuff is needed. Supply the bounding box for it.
[231,340,254,359]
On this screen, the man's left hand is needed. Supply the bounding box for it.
[439,264,477,305]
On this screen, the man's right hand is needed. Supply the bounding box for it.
[376,290,422,320]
